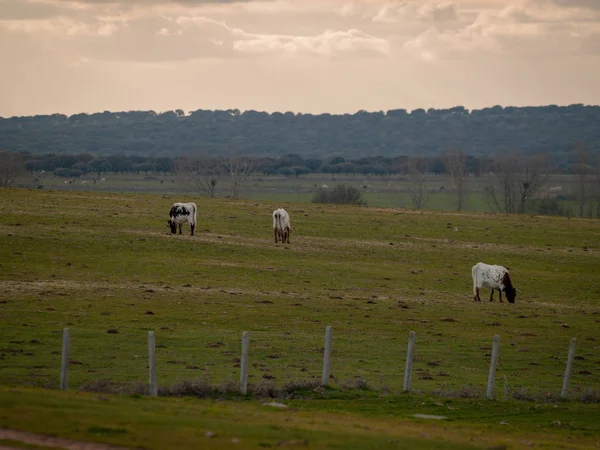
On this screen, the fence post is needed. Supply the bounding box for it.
[148,331,157,396]
[60,328,70,391]
[322,326,333,387]
[240,331,249,395]
[486,335,501,399]
[561,338,577,399]
[403,331,416,393]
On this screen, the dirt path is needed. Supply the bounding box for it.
[0,428,130,450]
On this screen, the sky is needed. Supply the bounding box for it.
[1,0,599,117]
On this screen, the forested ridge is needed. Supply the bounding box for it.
[1,104,599,159]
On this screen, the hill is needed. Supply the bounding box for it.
[1,104,599,158]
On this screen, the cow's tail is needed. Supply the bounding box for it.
[191,203,197,226]
[471,264,479,297]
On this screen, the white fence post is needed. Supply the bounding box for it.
[561,338,577,399]
[60,328,70,391]
[486,335,501,399]
[322,326,333,387]
[240,331,249,395]
[148,331,157,396]
[403,331,416,393]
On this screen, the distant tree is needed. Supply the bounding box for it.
[53,168,71,178]
[133,162,155,175]
[312,184,365,205]
[89,159,107,177]
[0,151,25,187]
[443,149,468,211]
[24,160,42,173]
[304,158,323,172]
[155,157,174,176]
[179,155,220,198]
[595,153,600,218]
[224,155,256,199]
[2,105,600,162]
[408,156,429,209]
[73,161,90,174]
[484,153,550,214]
[571,145,596,217]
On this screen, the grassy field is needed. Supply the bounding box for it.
[22,171,584,213]
[0,187,599,449]
[1,385,600,450]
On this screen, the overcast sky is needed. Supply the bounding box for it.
[1,0,599,117]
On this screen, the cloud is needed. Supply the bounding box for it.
[551,0,600,10]
[400,0,600,61]
[45,0,270,3]
[2,0,599,65]
[498,0,600,23]
[0,0,69,20]
[0,17,120,36]
[232,28,390,57]
[373,1,461,24]
[176,14,390,57]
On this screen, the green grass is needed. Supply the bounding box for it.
[0,187,599,448]
[1,386,599,450]
[21,171,585,214]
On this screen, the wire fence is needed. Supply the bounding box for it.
[55,327,583,401]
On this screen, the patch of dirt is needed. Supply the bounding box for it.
[0,428,130,450]
[0,279,310,302]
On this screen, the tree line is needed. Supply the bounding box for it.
[8,150,597,178]
[2,148,599,218]
[1,104,599,160]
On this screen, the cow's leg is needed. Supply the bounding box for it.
[474,287,481,302]
[489,289,494,302]
[274,229,278,243]
[190,223,195,236]
[499,290,503,303]
[178,224,182,235]
[286,228,291,244]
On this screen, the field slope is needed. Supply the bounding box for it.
[0,188,599,448]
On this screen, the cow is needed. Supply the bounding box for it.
[272,208,291,244]
[167,202,197,236]
[471,262,516,303]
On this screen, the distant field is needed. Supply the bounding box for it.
[19,171,583,213]
[0,187,599,449]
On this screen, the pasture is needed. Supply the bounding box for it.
[0,187,599,449]
[22,170,583,213]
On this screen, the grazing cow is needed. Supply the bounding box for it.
[471,262,516,303]
[167,202,197,236]
[272,208,291,244]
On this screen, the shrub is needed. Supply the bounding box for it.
[527,199,573,217]
[312,184,366,205]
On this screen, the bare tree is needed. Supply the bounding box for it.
[516,154,550,213]
[484,152,550,214]
[594,152,600,219]
[0,151,25,187]
[224,155,256,199]
[571,145,596,217]
[176,155,220,198]
[442,149,468,211]
[408,156,429,209]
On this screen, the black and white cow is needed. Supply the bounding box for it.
[167,202,197,236]
[472,262,516,303]
[272,208,291,244]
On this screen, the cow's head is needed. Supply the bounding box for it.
[167,220,177,234]
[505,285,516,303]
